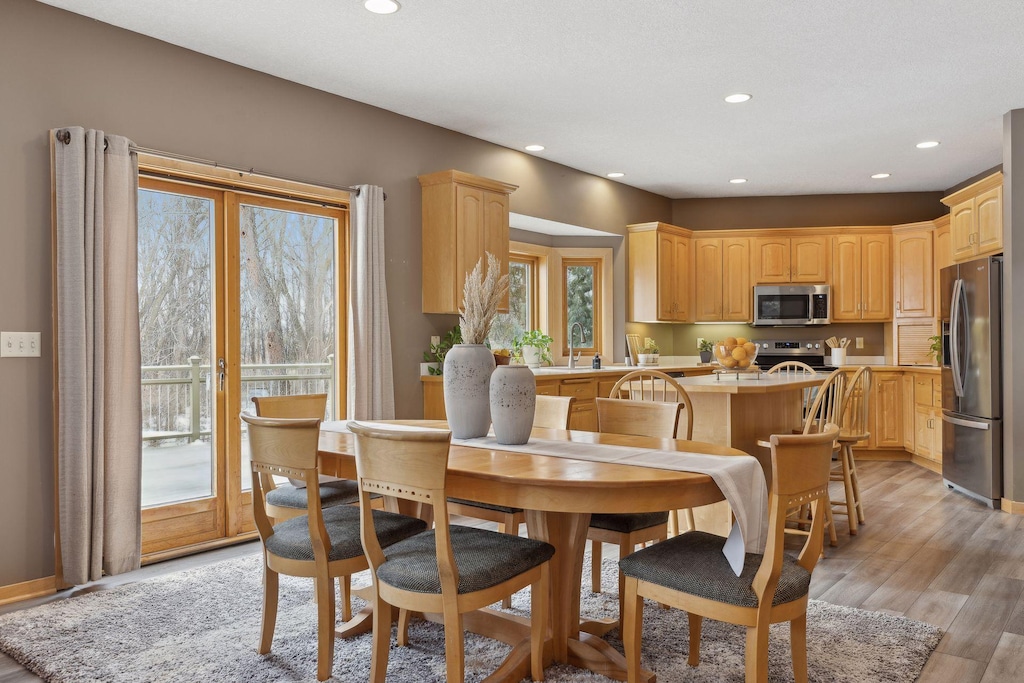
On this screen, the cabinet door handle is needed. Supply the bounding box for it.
[895,301,901,312]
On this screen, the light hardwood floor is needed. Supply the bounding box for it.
[1,460,1021,682]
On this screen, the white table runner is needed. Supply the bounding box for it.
[325,421,768,575]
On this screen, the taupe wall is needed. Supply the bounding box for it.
[1003,111,1023,502]
[0,0,673,586]
[672,192,945,230]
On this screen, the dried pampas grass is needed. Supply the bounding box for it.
[460,252,509,344]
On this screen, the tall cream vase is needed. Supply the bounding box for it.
[443,344,496,438]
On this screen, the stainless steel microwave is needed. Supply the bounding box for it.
[752,284,830,326]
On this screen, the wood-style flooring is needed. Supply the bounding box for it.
[1,460,1021,682]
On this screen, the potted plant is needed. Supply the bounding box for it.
[513,330,554,368]
[638,338,660,366]
[698,338,714,364]
[421,325,461,375]
[928,334,942,365]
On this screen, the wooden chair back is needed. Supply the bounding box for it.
[802,369,847,436]
[766,362,817,417]
[608,369,694,439]
[595,398,681,439]
[754,424,840,604]
[840,366,872,441]
[348,422,455,585]
[534,394,575,430]
[241,413,325,546]
[252,393,328,419]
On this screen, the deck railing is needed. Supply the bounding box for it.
[141,355,335,442]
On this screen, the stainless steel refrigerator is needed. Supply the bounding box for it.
[940,255,1002,507]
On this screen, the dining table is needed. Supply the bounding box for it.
[318,421,749,683]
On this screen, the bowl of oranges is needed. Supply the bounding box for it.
[712,337,759,370]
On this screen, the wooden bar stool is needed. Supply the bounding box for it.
[833,367,871,533]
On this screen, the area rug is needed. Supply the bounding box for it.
[0,551,941,682]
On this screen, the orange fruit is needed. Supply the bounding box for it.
[724,336,738,346]
[736,336,748,345]
[722,357,738,368]
[731,346,747,360]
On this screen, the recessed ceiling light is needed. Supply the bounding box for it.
[524,144,545,152]
[364,0,400,14]
[729,178,747,184]
[724,93,752,103]
[916,140,940,149]
[606,172,625,178]
[871,173,891,179]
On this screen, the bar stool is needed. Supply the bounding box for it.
[833,366,871,533]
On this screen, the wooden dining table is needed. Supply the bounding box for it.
[318,421,747,682]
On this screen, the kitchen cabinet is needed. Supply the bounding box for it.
[693,237,751,322]
[902,373,915,452]
[831,234,891,321]
[909,373,942,467]
[752,235,829,284]
[942,172,1003,263]
[628,222,692,322]
[419,169,517,314]
[869,372,902,449]
[892,224,934,318]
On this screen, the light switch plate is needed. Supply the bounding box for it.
[696,337,705,350]
[1,331,41,357]
[856,337,864,349]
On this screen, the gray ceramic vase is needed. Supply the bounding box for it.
[443,344,496,438]
[489,365,537,445]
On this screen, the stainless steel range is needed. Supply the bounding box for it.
[754,340,828,371]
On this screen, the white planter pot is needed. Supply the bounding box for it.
[442,344,495,438]
[521,345,542,368]
[638,353,659,366]
[489,365,536,445]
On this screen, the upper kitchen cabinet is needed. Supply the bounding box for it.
[892,222,934,319]
[941,171,1002,263]
[694,237,751,322]
[831,233,892,321]
[419,170,518,314]
[628,222,692,322]
[752,235,828,284]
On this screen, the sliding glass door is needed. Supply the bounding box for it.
[138,177,346,555]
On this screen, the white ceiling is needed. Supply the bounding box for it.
[37,0,1024,198]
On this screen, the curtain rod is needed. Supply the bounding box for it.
[53,129,380,199]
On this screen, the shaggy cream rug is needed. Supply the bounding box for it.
[0,552,940,682]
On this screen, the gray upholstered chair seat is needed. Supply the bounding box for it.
[266,504,426,563]
[377,525,555,594]
[265,479,360,510]
[447,497,523,515]
[619,530,811,608]
[589,511,669,534]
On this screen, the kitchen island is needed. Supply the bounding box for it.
[421,363,716,429]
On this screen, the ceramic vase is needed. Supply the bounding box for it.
[489,365,537,445]
[443,344,496,438]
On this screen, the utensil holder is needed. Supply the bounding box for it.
[830,348,847,366]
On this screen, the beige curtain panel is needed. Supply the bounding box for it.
[347,184,396,419]
[53,127,142,585]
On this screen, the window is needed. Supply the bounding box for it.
[562,258,601,355]
[488,254,538,350]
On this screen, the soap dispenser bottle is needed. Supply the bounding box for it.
[592,353,601,369]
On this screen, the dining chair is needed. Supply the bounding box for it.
[241,413,427,682]
[349,421,554,683]
[589,397,682,617]
[832,366,871,534]
[608,369,696,535]
[620,424,841,683]
[765,361,818,418]
[446,394,574,607]
[251,394,359,524]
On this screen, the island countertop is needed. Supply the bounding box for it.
[672,372,826,394]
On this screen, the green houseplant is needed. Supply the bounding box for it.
[513,330,554,368]
[698,338,714,364]
[422,325,462,375]
[928,334,942,365]
[639,337,660,366]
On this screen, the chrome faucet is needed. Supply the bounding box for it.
[568,322,585,369]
